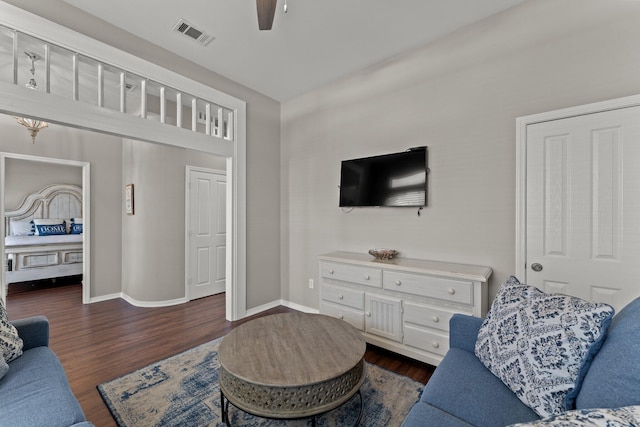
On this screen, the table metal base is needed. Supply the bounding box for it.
[221,389,364,427]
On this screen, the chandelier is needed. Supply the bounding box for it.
[15,52,48,143]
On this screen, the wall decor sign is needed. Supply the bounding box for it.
[125,184,134,215]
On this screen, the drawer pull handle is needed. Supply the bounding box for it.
[432,316,439,323]
[448,288,456,295]
[432,341,440,349]
[364,275,370,280]
[395,280,402,286]
[329,269,334,274]
[338,314,344,320]
[366,312,371,317]
[339,294,344,300]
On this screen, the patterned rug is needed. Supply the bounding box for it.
[98,337,423,426]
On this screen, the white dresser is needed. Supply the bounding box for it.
[319,251,492,366]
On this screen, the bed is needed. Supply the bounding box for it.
[4,184,83,284]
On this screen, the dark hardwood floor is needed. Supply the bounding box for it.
[6,283,434,426]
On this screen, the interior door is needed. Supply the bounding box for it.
[188,169,226,300]
[525,106,640,311]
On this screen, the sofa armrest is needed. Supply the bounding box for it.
[12,316,49,350]
[449,314,484,353]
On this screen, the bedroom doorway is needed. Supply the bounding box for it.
[0,153,90,304]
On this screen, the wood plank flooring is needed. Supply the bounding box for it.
[6,283,434,427]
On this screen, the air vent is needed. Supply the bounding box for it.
[172,18,214,46]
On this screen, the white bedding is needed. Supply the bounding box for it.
[5,234,83,247]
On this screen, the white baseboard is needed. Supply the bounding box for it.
[87,292,121,304]
[120,293,189,308]
[245,299,319,317]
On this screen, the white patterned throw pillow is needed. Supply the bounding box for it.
[475,276,614,418]
[507,405,640,426]
[0,299,23,363]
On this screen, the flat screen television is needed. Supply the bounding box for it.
[339,147,428,207]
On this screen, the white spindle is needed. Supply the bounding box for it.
[72,53,80,101]
[140,78,147,119]
[226,110,234,140]
[176,92,182,128]
[160,86,166,124]
[44,44,50,93]
[216,107,223,137]
[97,63,104,107]
[191,98,197,131]
[205,103,211,136]
[119,72,126,113]
[12,30,17,85]
[72,53,79,101]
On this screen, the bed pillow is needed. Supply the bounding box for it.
[31,218,67,236]
[0,299,23,363]
[9,219,33,236]
[69,217,83,235]
[475,276,614,418]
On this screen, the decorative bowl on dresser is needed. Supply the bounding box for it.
[319,251,492,366]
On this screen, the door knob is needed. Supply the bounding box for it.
[531,263,543,272]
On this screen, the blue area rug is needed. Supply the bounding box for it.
[97,337,423,426]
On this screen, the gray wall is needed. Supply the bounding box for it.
[5,158,82,209]
[281,0,640,309]
[4,0,283,310]
[121,138,225,302]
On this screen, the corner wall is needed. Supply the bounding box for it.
[281,0,640,308]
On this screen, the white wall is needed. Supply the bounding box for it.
[281,0,640,309]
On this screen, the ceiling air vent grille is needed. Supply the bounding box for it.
[172,19,214,46]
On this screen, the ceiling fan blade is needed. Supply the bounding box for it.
[257,0,277,31]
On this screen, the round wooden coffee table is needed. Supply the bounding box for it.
[218,312,367,426]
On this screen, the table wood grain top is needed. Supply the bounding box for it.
[218,312,366,387]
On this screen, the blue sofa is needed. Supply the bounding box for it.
[402,296,640,426]
[0,316,94,427]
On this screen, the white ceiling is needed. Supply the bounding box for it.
[62,0,526,101]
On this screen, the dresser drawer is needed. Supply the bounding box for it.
[403,324,449,357]
[383,271,472,304]
[322,301,364,331]
[321,262,382,288]
[404,302,458,333]
[322,284,365,310]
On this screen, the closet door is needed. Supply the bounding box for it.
[525,106,640,311]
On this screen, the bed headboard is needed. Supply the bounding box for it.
[5,184,83,234]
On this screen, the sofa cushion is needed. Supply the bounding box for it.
[421,347,540,427]
[0,347,86,427]
[506,405,640,426]
[475,276,614,417]
[402,400,475,427]
[0,300,23,363]
[576,296,640,409]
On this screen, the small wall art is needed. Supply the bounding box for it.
[125,184,134,215]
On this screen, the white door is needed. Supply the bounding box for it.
[525,106,640,311]
[188,169,226,300]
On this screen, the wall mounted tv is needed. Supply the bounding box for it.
[339,147,428,207]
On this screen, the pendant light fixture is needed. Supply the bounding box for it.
[15,52,48,143]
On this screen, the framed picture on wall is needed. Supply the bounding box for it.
[125,183,134,215]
